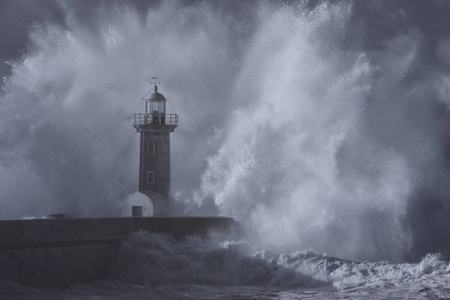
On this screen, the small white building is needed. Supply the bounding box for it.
[121,192,153,217]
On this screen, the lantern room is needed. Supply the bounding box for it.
[144,85,166,114]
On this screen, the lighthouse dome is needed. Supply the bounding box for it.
[145,85,166,102]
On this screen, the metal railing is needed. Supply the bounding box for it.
[134,113,178,126]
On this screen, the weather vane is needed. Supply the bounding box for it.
[151,73,160,86]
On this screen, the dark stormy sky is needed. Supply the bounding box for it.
[1,0,450,262]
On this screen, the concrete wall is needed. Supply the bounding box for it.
[0,241,117,287]
[0,217,238,287]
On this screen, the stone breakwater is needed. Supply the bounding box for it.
[0,217,238,287]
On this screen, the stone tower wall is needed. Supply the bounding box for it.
[139,131,171,199]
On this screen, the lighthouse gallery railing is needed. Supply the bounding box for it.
[134,113,178,126]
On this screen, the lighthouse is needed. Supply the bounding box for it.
[133,77,178,216]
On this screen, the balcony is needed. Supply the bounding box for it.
[134,113,178,126]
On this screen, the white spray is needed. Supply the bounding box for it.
[1,1,449,262]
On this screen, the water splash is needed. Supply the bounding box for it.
[197,2,450,262]
[1,1,450,261]
[110,232,450,291]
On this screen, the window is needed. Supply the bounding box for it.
[146,171,155,184]
[146,141,156,155]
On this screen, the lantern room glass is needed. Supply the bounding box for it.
[145,101,166,114]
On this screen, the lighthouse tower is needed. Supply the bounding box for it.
[133,78,178,216]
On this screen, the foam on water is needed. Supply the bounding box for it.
[4,233,448,299]
[108,233,450,288]
[100,233,450,299]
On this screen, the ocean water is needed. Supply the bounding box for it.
[2,1,450,298]
[1,232,450,299]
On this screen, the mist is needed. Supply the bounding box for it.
[1,0,450,262]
